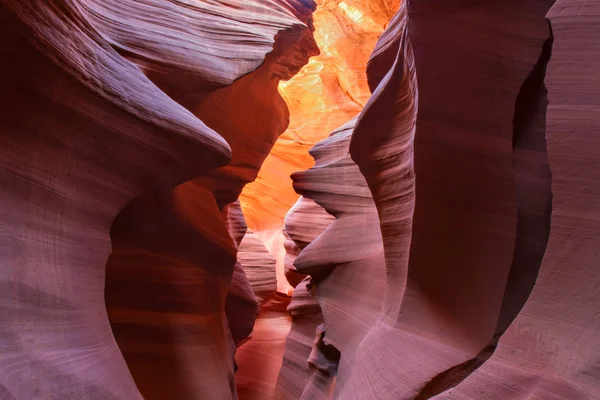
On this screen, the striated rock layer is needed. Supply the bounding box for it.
[369,1,553,397]
[3,0,600,399]
[104,3,319,399]
[0,0,317,399]
[241,0,401,232]
[434,1,600,398]
[275,196,335,399]
[276,0,600,399]
[0,0,231,398]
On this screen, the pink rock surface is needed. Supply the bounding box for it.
[224,201,260,347]
[235,293,293,400]
[433,1,600,398]
[275,197,335,399]
[292,117,387,396]
[334,3,418,397]
[282,197,336,288]
[0,0,316,398]
[3,0,600,399]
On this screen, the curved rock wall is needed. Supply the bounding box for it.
[104,5,319,398]
[241,0,401,232]
[276,1,593,399]
[275,196,335,399]
[0,0,316,399]
[3,0,600,399]
[434,1,600,398]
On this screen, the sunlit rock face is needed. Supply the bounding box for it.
[276,116,387,399]
[105,5,319,399]
[3,0,600,400]
[240,0,400,232]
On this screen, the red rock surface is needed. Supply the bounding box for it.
[235,293,293,400]
[105,13,318,400]
[238,230,278,303]
[2,0,600,399]
[0,0,316,398]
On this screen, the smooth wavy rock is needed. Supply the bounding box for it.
[235,293,293,400]
[279,114,388,399]
[323,4,415,398]
[275,196,335,399]
[241,0,400,232]
[275,279,335,400]
[238,230,278,302]
[226,203,287,400]
[0,0,243,398]
[105,8,319,398]
[224,201,260,347]
[336,0,555,398]
[432,1,600,398]
[82,0,315,99]
[0,0,316,399]
[282,197,336,288]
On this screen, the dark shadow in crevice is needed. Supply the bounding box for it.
[413,24,554,400]
[496,29,554,335]
[414,335,499,400]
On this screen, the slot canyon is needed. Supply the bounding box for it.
[1,0,599,399]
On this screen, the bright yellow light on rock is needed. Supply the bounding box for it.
[338,2,364,24]
[242,0,400,232]
[240,0,400,293]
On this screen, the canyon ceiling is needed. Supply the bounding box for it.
[1,0,599,400]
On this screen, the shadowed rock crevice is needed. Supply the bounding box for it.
[497,30,554,335]
[410,23,555,400]
[414,337,499,400]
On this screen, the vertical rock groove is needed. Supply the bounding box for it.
[413,23,555,400]
[433,1,600,398]
[497,32,554,335]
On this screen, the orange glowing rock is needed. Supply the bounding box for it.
[240,0,400,232]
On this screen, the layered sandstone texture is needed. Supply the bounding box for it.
[0,0,316,399]
[275,0,600,399]
[241,0,400,231]
[2,0,600,400]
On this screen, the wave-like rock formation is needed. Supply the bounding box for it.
[434,1,600,398]
[282,197,336,288]
[278,115,387,398]
[105,4,318,398]
[2,0,600,399]
[238,230,278,303]
[276,0,600,399]
[241,0,400,232]
[0,0,317,399]
[275,196,335,399]
[224,201,260,348]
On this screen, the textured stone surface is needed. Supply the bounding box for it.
[238,230,278,303]
[282,197,336,288]
[0,0,315,399]
[3,0,600,399]
[434,1,600,398]
[275,196,335,399]
[235,293,292,400]
[106,15,317,400]
[241,0,400,232]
